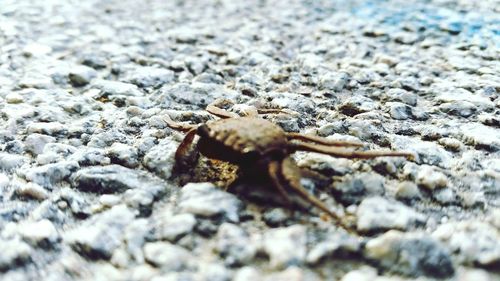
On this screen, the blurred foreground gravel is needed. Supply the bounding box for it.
[0,0,499,280]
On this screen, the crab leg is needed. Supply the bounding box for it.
[299,167,330,181]
[175,128,198,166]
[206,104,240,119]
[290,142,415,159]
[163,114,198,132]
[286,133,364,147]
[279,157,354,231]
[206,99,240,119]
[257,108,287,114]
[268,161,293,207]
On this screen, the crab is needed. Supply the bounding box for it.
[164,99,413,229]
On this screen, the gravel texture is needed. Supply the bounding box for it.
[0,0,499,280]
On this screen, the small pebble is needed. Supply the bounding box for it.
[178,182,243,223]
[357,197,425,233]
[416,165,448,190]
[263,225,307,269]
[395,181,421,201]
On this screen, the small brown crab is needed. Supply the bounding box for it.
[164,99,413,228]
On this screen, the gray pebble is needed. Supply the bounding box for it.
[347,120,386,144]
[338,96,378,116]
[433,221,500,267]
[370,157,399,176]
[143,241,191,270]
[197,263,233,281]
[126,66,175,88]
[456,269,493,281]
[436,89,494,112]
[106,142,139,168]
[357,197,425,233]
[38,143,77,162]
[22,43,51,57]
[0,153,28,171]
[385,88,417,106]
[194,72,226,84]
[319,72,350,92]
[18,73,53,89]
[233,267,261,281]
[393,32,419,44]
[87,130,129,149]
[123,189,155,216]
[178,182,242,223]
[195,218,222,236]
[93,79,143,97]
[393,137,452,168]
[5,93,24,104]
[415,165,448,190]
[432,188,458,205]
[0,173,9,189]
[129,264,159,281]
[0,238,32,271]
[267,92,316,114]
[69,148,111,166]
[18,161,79,188]
[137,137,158,156]
[24,133,56,155]
[364,230,454,278]
[1,103,36,120]
[388,102,413,120]
[124,218,149,263]
[411,107,431,121]
[3,140,24,154]
[397,77,421,92]
[395,181,421,201]
[418,125,448,141]
[478,113,500,128]
[438,137,463,151]
[65,204,135,259]
[26,122,67,136]
[333,172,385,205]
[340,267,377,281]
[17,219,60,248]
[263,266,316,281]
[439,101,476,117]
[59,188,92,218]
[14,182,49,201]
[73,164,166,194]
[156,82,238,110]
[142,138,178,179]
[154,213,197,242]
[439,20,462,34]
[69,65,97,87]
[81,54,107,69]
[169,26,200,44]
[99,194,122,208]
[262,208,290,227]
[216,223,256,266]
[297,151,355,176]
[459,123,500,151]
[30,201,67,225]
[353,69,379,84]
[306,233,361,265]
[263,225,307,269]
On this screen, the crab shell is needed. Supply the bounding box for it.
[196,117,289,167]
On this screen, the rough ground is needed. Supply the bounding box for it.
[0,0,499,280]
